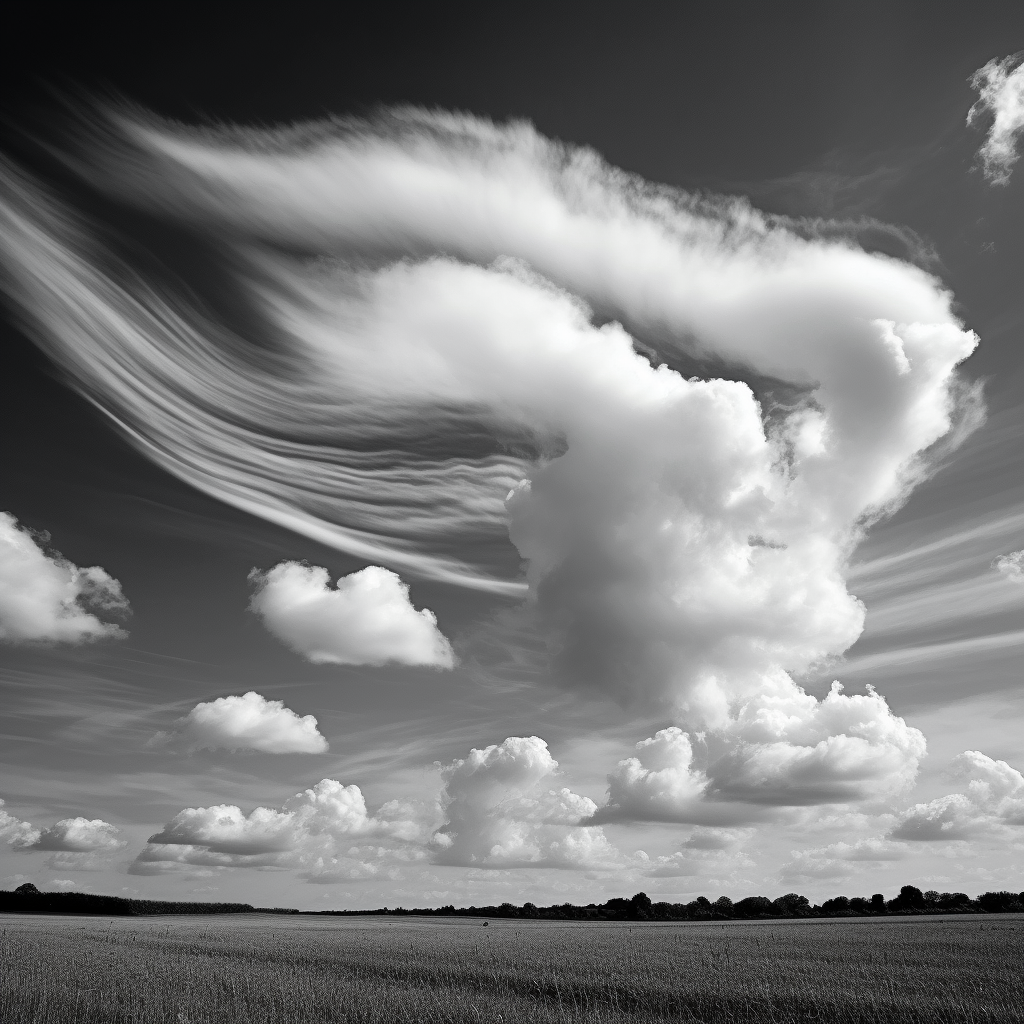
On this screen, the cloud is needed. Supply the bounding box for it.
[249,563,454,668]
[152,691,328,753]
[968,53,1024,185]
[593,681,925,823]
[890,750,1024,842]
[0,107,981,795]
[433,736,620,869]
[0,800,40,848]
[131,778,427,879]
[28,817,126,853]
[0,513,129,643]
[993,550,1024,582]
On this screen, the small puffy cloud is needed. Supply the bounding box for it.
[152,691,328,753]
[0,800,40,848]
[890,750,1024,842]
[29,818,126,853]
[0,513,129,643]
[968,53,1024,185]
[131,778,427,880]
[993,550,1024,582]
[49,879,77,890]
[593,680,925,824]
[434,736,619,869]
[249,562,454,668]
[638,828,753,879]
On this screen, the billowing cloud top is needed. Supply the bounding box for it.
[0,512,129,643]
[29,817,126,853]
[153,691,329,753]
[969,53,1024,185]
[0,106,983,811]
[249,563,455,668]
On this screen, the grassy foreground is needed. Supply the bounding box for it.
[2,912,1023,1023]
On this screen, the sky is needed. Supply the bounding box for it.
[2,4,1024,910]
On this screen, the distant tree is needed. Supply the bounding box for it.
[870,894,886,913]
[14,883,40,896]
[889,886,926,912]
[977,891,1024,913]
[630,893,653,920]
[849,897,870,913]
[713,896,734,918]
[734,896,773,917]
[923,890,940,905]
[821,895,851,915]
[522,902,539,918]
[773,893,811,917]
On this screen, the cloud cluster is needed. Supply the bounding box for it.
[131,778,428,879]
[781,837,908,881]
[29,817,126,853]
[890,751,1024,842]
[433,735,619,869]
[594,682,925,823]
[249,563,454,668]
[969,53,1024,185]
[0,107,982,809]
[0,513,129,643]
[153,691,328,753]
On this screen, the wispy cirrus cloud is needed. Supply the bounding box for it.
[969,52,1024,185]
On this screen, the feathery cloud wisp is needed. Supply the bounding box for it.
[969,53,1024,185]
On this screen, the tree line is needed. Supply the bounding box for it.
[2,882,1021,920]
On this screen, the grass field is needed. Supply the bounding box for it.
[2,912,1023,1023]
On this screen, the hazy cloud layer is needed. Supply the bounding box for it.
[249,563,455,668]
[153,691,329,753]
[0,512,129,643]
[969,53,1024,185]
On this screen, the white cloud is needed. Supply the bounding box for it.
[968,53,1024,185]
[0,800,40,848]
[993,549,1024,582]
[890,750,1024,842]
[0,107,982,813]
[153,691,328,753]
[594,681,925,823]
[780,837,908,881]
[433,735,619,869]
[49,879,77,890]
[249,563,454,668]
[131,778,428,880]
[29,817,126,852]
[0,513,129,643]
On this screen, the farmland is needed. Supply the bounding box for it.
[2,912,1023,1023]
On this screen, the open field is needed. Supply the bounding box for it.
[2,912,1023,1023]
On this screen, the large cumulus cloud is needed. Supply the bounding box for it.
[433,735,618,869]
[0,107,983,808]
[0,513,129,643]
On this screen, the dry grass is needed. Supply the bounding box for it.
[2,911,1023,1023]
